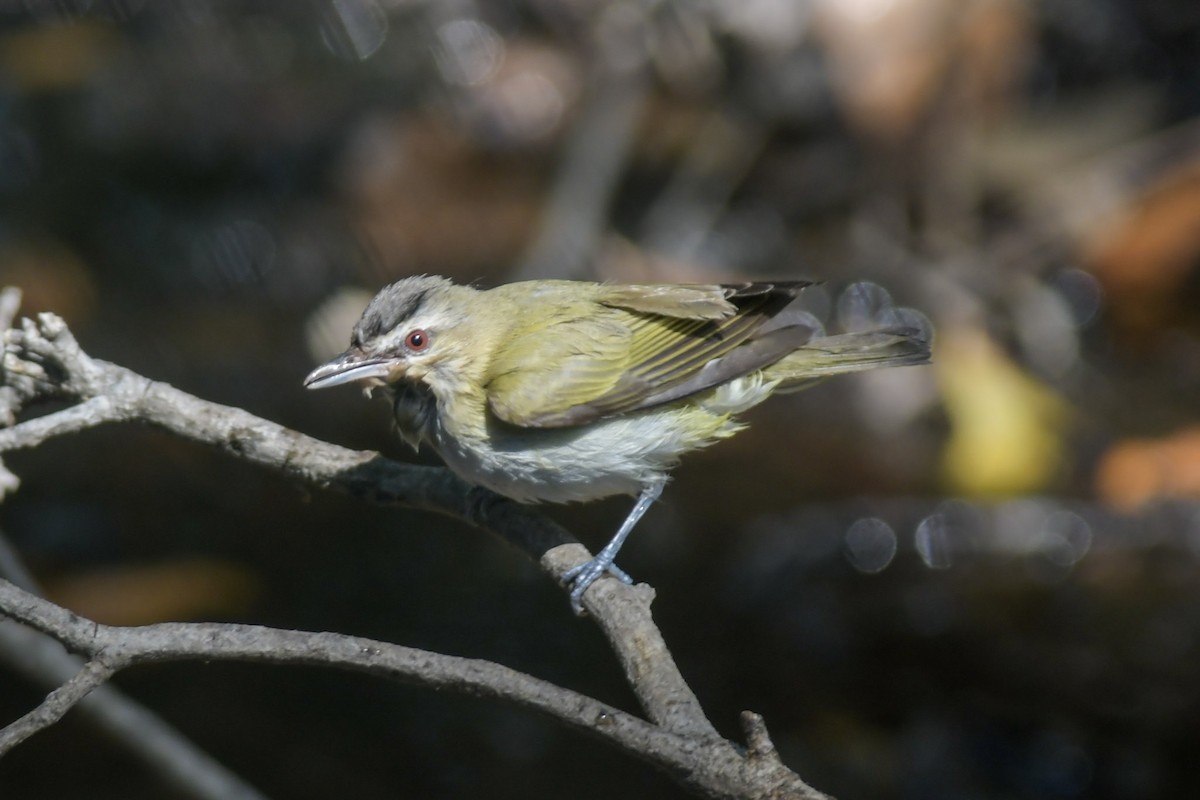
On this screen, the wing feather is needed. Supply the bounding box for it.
[596,284,736,319]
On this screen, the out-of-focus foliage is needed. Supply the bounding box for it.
[0,1,1198,798]
[937,327,1068,496]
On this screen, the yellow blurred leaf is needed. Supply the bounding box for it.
[938,328,1068,495]
[0,22,117,91]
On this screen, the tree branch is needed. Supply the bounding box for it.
[0,578,827,799]
[0,533,268,800]
[0,657,117,756]
[0,309,833,799]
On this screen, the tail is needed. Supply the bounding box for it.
[764,326,932,393]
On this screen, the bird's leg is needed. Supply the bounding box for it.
[562,481,664,615]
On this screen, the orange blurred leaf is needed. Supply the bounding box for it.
[1085,162,1200,334]
[1095,427,1200,511]
[44,558,260,626]
[814,0,1030,141]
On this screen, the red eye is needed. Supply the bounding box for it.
[405,329,429,351]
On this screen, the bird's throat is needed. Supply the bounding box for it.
[389,381,439,451]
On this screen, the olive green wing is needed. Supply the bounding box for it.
[483,311,634,428]
[485,282,813,428]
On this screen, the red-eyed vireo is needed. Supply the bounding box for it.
[305,275,931,613]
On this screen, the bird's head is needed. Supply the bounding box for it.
[304,275,490,395]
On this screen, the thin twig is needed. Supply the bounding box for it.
[0,530,268,800]
[0,396,121,450]
[0,658,117,756]
[0,618,268,799]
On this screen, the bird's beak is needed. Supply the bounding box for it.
[304,348,400,390]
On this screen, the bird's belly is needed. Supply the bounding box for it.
[430,406,742,504]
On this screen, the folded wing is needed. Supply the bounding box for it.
[485,282,813,428]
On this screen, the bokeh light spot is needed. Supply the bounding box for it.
[844,517,897,573]
[915,513,955,569]
[434,18,504,87]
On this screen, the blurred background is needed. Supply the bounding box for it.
[0,0,1198,798]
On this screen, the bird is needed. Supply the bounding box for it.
[304,275,931,613]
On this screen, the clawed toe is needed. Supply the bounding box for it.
[562,556,634,615]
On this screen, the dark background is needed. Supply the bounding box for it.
[1,1,1199,798]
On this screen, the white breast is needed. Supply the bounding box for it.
[405,373,776,504]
